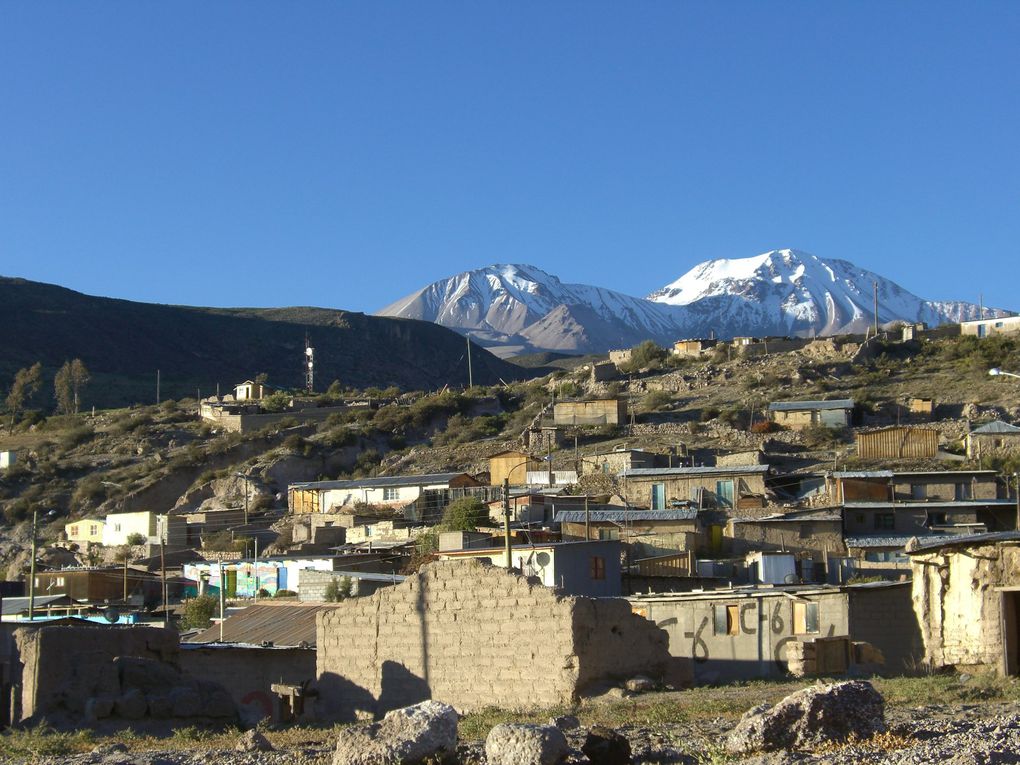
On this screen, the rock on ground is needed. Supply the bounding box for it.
[485,723,569,765]
[332,700,458,765]
[234,729,273,752]
[725,680,886,755]
[582,725,632,765]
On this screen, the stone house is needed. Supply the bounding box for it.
[828,469,1000,505]
[908,531,1020,674]
[580,448,672,475]
[553,398,627,427]
[608,349,632,365]
[725,509,846,575]
[672,338,717,358]
[315,559,672,720]
[967,420,1020,460]
[619,465,769,512]
[768,399,854,430]
[554,508,699,559]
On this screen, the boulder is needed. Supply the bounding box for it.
[114,655,183,693]
[86,696,116,721]
[549,714,580,731]
[725,680,886,754]
[333,700,458,765]
[114,689,148,720]
[582,726,632,765]
[485,723,569,765]
[235,729,274,752]
[624,675,655,693]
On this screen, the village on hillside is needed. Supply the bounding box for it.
[0,315,1017,736]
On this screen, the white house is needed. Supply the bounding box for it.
[103,511,186,547]
[0,451,15,469]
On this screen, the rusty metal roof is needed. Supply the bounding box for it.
[185,602,341,648]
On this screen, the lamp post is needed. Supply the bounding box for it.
[27,509,56,621]
[989,368,1020,381]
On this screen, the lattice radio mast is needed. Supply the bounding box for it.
[304,334,315,393]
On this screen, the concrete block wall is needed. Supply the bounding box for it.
[848,583,922,672]
[315,559,669,720]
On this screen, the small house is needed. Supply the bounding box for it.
[0,451,15,469]
[619,465,769,512]
[967,420,1020,460]
[437,540,623,597]
[487,450,541,487]
[553,398,628,427]
[554,508,699,558]
[768,399,854,430]
[581,448,663,475]
[102,511,187,548]
[234,380,273,401]
[608,349,632,365]
[960,315,1020,338]
[64,518,106,546]
[672,338,717,358]
[855,426,939,460]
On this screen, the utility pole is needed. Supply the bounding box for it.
[466,336,473,389]
[584,494,591,541]
[547,439,553,487]
[218,561,225,642]
[502,478,512,572]
[1015,472,1019,531]
[156,369,161,405]
[160,532,167,628]
[27,509,38,621]
[253,537,259,601]
[123,553,128,602]
[873,281,879,336]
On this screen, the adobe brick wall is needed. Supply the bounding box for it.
[315,559,669,720]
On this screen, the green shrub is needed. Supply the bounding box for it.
[324,576,353,602]
[180,594,218,630]
[441,496,489,531]
[125,532,147,546]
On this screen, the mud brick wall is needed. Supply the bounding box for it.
[316,559,669,720]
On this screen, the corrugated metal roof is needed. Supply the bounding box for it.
[844,500,1015,509]
[290,472,472,491]
[730,512,842,524]
[907,530,1020,554]
[620,465,769,478]
[553,509,698,523]
[187,603,341,647]
[831,470,894,479]
[844,534,937,549]
[971,420,1020,435]
[768,399,854,412]
[1,595,73,616]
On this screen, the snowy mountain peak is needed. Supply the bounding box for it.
[378,250,1007,356]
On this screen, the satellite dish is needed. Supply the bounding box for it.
[784,573,800,585]
[535,552,551,567]
[103,607,121,624]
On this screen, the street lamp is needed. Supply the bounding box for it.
[27,509,56,621]
[989,368,1020,380]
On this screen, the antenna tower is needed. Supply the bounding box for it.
[304,334,315,393]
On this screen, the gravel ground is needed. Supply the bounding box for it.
[18,697,1020,765]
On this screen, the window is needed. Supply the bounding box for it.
[114,523,121,532]
[56,576,65,587]
[910,484,926,500]
[70,525,79,537]
[90,524,99,536]
[793,602,819,634]
[714,604,740,636]
[865,550,909,563]
[874,513,895,530]
[928,512,947,526]
[364,526,374,537]
[590,556,606,580]
[650,483,665,510]
[598,528,619,541]
[383,487,400,501]
[715,480,734,509]
[955,482,972,500]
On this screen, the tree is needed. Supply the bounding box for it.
[54,359,90,415]
[440,496,488,531]
[6,362,42,433]
[125,532,147,546]
[181,594,218,630]
[324,575,353,602]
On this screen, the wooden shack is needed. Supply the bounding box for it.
[488,450,541,487]
[856,427,939,460]
[553,398,627,427]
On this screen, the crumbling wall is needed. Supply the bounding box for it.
[14,625,235,727]
[315,559,669,720]
[911,544,1020,671]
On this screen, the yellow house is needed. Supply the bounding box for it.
[488,450,540,487]
[65,518,106,545]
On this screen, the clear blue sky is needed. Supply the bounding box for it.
[2,3,1018,312]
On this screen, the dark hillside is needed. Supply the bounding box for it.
[0,276,528,407]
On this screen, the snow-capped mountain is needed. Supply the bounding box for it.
[378,264,680,355]
[377,251,1005,356]
[646,249,989,339]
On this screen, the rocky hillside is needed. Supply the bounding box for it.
[0,276,532,408]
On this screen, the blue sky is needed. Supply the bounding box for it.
[2,3,1018,312]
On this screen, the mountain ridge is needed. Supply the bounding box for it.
[378,250,1009,355]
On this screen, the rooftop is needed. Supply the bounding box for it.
[768,399,855,412]
[844,500,1015,509]
[187,602,340,647]
[907,530,1020,554]
[619,465,769,478]
[971,420,1020,435]
[553,509,699,523]
[289,472,474,491]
